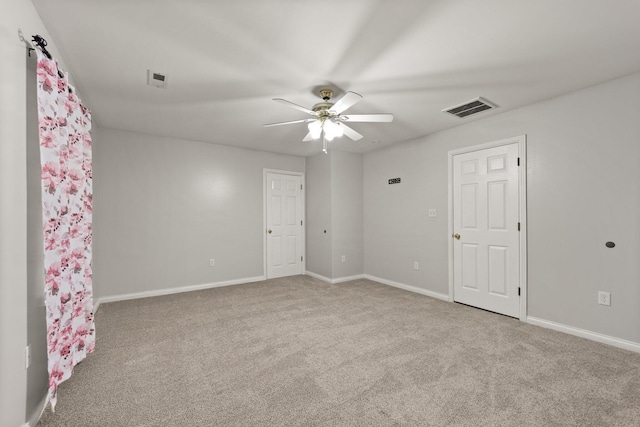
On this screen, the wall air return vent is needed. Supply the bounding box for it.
[442,97,497,118]
[147,70,168,89]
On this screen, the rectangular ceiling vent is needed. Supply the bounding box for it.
[147,70,168,89]
[442,97,497,118]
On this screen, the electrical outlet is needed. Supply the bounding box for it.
[209,259,215,267]
[25,345,31,369]
[413,261,419,270]
[341,255,346,263]
[428,208,437,217]
[598,291,610,306]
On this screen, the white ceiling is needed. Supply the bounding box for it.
[33,0,640,157]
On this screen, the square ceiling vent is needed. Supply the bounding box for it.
[147,70,168,89]
[442,97,497,118]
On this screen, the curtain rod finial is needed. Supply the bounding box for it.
[31,34,52,59]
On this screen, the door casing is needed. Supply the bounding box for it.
[447,136,527,322]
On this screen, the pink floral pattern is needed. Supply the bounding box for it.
[36,50,95,410]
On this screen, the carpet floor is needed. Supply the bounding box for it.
[38,276,640,426]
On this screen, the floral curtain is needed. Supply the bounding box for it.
[36,49,95,410]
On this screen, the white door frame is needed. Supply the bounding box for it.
[263,169,306,278]
[447,135,528,322]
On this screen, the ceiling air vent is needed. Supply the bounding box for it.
[147,70,168,89]
[442,97,497,118]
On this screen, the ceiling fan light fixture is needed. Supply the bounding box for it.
[323,119,342,140]
[333,122,344,138]
[308,120,322,139]
[265,89,393,149]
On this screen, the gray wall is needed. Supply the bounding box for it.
[306,151,364,280]
[26,50,48,421]
[304,152,332,278]
[364,138,450,292]
[331,151,364,279]
[363,72,640,343]
[92,128,305,300]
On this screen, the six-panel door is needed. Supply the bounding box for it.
[453,143,520,317]
[266,173,303,278]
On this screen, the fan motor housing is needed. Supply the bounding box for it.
[312,102,334,118]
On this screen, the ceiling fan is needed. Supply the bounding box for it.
[263,89,393,145]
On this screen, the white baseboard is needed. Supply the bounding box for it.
[304,271,366,284]
[304,271,332,283]
[363,275,450,302]
[527,316,640,354]
[333,274,366,284]
[306,271,450,301]
[95,276,266,308]
[26,391,49,427]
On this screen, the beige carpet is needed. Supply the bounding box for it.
[38,276,640,426]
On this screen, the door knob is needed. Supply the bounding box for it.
[454,233,460,240]
[267,229,272,234]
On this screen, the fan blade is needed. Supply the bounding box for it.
[273,98,316,115]
[339,123,363,141]
[329,91,363,114]
[263,118,315,127]
[341,114,394,123]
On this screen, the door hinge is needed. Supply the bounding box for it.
[517,157,520,166]
[518,287,521,296]
[301,256,303,262]
[518,222,521,231]
[301,220,303,226]
[300,184,303,190]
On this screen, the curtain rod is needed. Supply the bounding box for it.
[18,29,65,79]
[31,34,53,60]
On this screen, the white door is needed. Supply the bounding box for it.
[452,143,520,317]
[266,173,303,278]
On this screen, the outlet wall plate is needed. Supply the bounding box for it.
[598,291,611,306]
